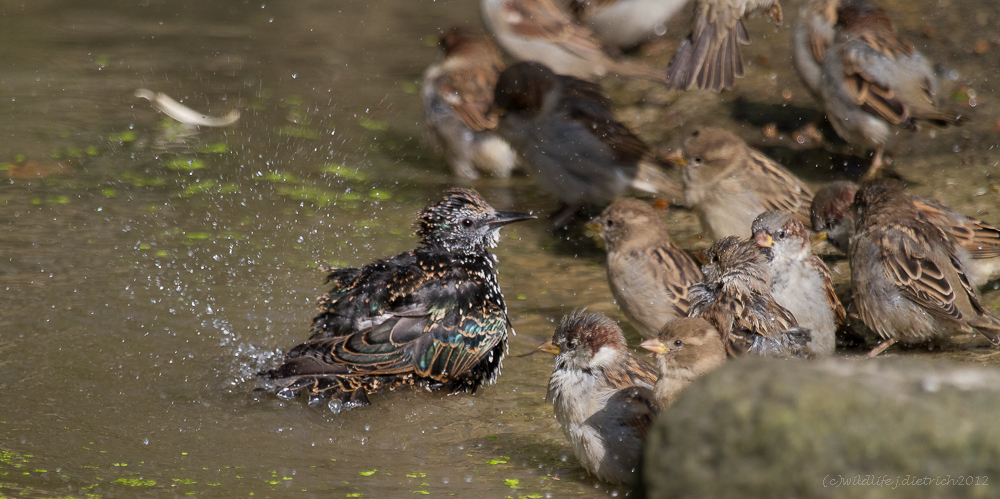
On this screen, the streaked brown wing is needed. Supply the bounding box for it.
[880,225,964,322]
[745,149,815,226]
[810,255,847,324]
[437,63,503,132]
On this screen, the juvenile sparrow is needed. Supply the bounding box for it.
[850,179,1000,356]
[665,0,783,91]
[494,61,684,226]
[639,317,726,409]
[591,198,703,338]
[567,0,690,49]
[681,127,813,240]
[480,0,668,82]
[819,3,964,178]
[260,189,534,408]
[812,180,1000,286]
[539,310,658,485]
[752,210,846,357]
[422,28,519,179]
[689,236,812,358]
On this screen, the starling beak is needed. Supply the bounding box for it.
[259,188,531,410]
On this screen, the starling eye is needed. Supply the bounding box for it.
[461,218,474,228]
[673,339,683,347]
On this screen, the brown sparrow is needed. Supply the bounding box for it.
[567,0,690,48]
[538,309,658,485]
[792,0,842,99]
[422,28,518,179]
[665,0,783,91]
[681,127,813,240]
[819,3,964,178]
[480,0,668,82]
[812,180,1000,286]
[752,210,846,357]
[639,317,726,409]
[494,61,684,226]
[689,235,812,358]
[850,179,1000,357]
[591,198,703,338]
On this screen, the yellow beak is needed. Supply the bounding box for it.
[754,231,774,248]
[810,231,829,245]
[535,340,561,355]
[662,149,687,167]
[639,338,668,354]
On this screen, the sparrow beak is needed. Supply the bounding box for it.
[489,211,536,228]
[585,218,604,235]
[534,340,561,355]
[639,338,668,354]
[662,149,687,167]
[754,230,774,248]
[810,231,828,245]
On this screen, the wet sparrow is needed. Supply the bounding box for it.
[665,0,783,91]
[480,0,668,82]
[259,189,534,408]
[539,309,658,485]
[689,235,812,358]
[639,317,726,409]
[591,198,703,338]
[495,61,684,226]
[812,180,1000,286]
[422,28,518,179]
[752,210,845,357]
[567,0,690,49]
[819,3,964,178]
[850,179,1000,356]
[681,127,813,240]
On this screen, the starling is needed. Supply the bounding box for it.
[260,188,535,409]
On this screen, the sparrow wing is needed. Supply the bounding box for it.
[810,255,847,324]
[647,243,704,318]
[745,149,815,226]
[912,197,1000,260]
[437,59,504,132]
[501,0,614,61]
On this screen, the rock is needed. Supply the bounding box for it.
[642,357,1000,498]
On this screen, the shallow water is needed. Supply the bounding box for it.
[1,0,998,497]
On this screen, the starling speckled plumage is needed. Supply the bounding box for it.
[260,188,535,409]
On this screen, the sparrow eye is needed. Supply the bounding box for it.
[605,219,614,228]
[692,156,703,165]
[777,230,786,240]
[461,218,474,228]
[673,339,683,347]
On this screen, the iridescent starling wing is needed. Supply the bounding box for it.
[263,278,509,406]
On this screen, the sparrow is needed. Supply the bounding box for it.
[752,210,846,357]
[792,0,842,99]
[681,127,813,240]
[259,189,535,409]
[422,27,519,179]
[480,0,668,82]
[812,180,1000,286]
[665,0,783,91]
[688,235,812,358]
[850,179,1000,356]
[639,317,726,409]
[590,198,703,338]
[567,0,690,49]
[538,309,658,485]
[494,61,684,227]
[818,2,964,179]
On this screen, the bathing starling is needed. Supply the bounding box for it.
[260,188,535,409]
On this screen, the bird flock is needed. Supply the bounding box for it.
[259,0,994,489]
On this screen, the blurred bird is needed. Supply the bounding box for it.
[481,0,668,82]
[850,179,1000,356]
[665,0,783,91]
[681,127,813,239]
[590,198,703,338]
[689,235,812,358]
[752,210,845,356]
[812,180,1000,286]
[538,310,658,485]
[422,27,519,179]
[567,0,690,48]
[259,189,535,409]
[818,2,964,178]
[494,61,684,226]
[639,317,726,409]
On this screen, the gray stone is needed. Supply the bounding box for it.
[642,357,1000,498]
